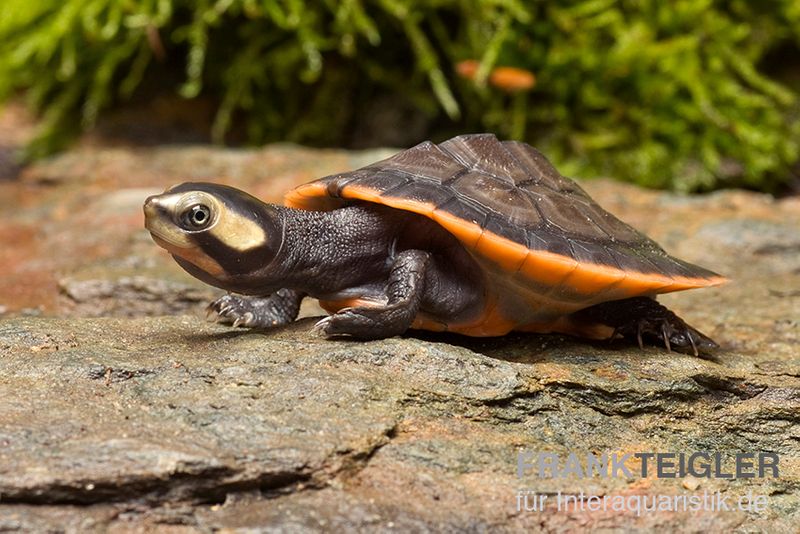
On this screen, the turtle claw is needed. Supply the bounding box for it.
[232,312,255,328]
[688,332,699,357]
[312,316,333,336]
[207,295,258,328]
[313,308,358,337]
[313,312,355,338]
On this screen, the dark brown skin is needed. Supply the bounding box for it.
[144,134,723,355]
[146,183,487,338]
[145,182,717,354]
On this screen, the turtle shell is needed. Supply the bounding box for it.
[285,134,726,334]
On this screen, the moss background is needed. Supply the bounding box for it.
[1,0,799,192]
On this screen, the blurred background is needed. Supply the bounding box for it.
[1,0,799,193]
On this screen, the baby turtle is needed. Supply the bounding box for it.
[144,134,726,355]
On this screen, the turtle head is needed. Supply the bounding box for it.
[144,182,283,293]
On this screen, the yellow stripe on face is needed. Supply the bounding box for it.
[208,209,267,252]
[145,186,272,281]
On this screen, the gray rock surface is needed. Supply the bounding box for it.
[0,140,798,531]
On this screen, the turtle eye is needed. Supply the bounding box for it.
[181,204,213,230]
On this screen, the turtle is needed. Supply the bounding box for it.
[143,134,727,355]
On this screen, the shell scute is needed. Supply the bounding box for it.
[376,140,464,183]
[285,134,726,302]
[440,134,525,184]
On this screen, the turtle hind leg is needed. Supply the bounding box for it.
[208,288,305,328]
[571,297,718,357]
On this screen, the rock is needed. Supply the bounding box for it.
[0,312,798,530]
[58,276,214,317]
[0,141,799,530]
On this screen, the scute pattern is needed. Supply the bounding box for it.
[293,134,720,281]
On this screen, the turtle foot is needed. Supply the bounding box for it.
[313,305,412,340]
[207,289,304,329]
[207,294,262,328]
[611,313,718,358]
[573,297,719,358]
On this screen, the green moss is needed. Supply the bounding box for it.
[1,0,798,191]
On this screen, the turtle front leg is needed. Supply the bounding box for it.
[315,250,431,340]
[572,296,718,357]
[209,288,305,328]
